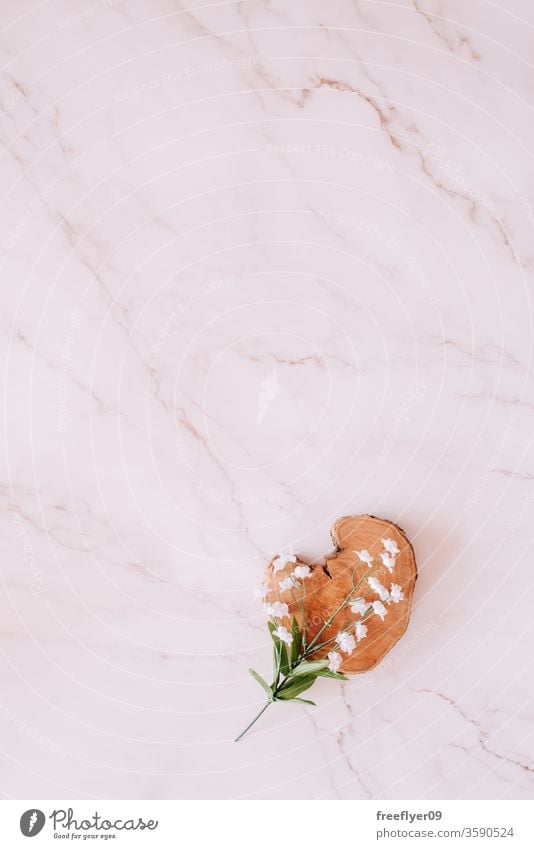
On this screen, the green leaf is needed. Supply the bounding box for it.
[288,659,329,678]
[268,622,283,686]
[290,616,302,664]
[291,697,316,705]
[272,642,281,687]
[317,669,349,681]
[249,668,273,699]
[280,642,290,677]
[276,674,318,700]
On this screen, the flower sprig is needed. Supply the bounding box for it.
[236,539,405,741]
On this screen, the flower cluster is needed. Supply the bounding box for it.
[324,539,404,672]
[273,549,313,593]
[236,539,406,741]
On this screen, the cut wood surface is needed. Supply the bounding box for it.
[266,515,417,673]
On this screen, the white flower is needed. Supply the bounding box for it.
[357,549,373,564]
[272,545,297,573]
[273,625,293,645]
[254,585,269,599]
[368,576,390,601]
[292,564,311,579]
[263,601,288,617]
[279,576,295,592]
[355,621,368,641]
[390,583,404,604]
[327,650,342,672]
[372,600,388,621]
[380,551,396,573]
[335,631,356,654]
[350,598,370,616]
[382,538,399,555]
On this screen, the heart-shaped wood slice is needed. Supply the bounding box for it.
[266,515,417,673]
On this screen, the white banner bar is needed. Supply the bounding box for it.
[0,800,532,847]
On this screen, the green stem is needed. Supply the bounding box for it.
[308,635,338,653]
[290,585,307,652]
[304,569,376,658]
[304,600,345,654]
[351,564,375,598]
[300,584,307,650]
[305,565,371,654]
[308,605,376,654]
[234,701,271,742]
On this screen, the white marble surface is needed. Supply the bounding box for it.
[1,0,534,800]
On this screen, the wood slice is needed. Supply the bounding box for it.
[266,515,417,673]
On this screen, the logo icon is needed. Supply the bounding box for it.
[20,809,46,837]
